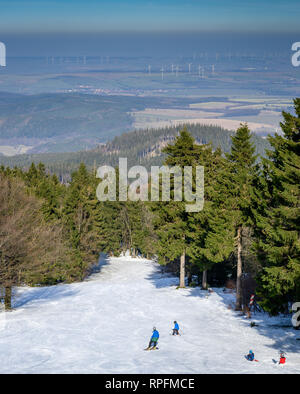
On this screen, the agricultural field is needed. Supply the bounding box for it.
[131,97,292,135]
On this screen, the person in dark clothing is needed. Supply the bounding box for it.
[246,350,255,361]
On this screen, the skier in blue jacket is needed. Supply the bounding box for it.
[146,327,159,349]
[172,321,180,335]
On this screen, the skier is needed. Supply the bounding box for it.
[245,350,255,361]
[145,327,159,350]
[279,352,286,365]
[172,321,180,335]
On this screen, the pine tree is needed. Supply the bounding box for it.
[133,202,157,259]
[154,128,202,288]
[94,167,150,257]
[63,163,99,279]
[204,124,258,309]
[94,200,124,256]
[227,124,257,310]
[188,146,231,289]
[253,99,300,315]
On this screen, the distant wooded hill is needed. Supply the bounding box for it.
[0,92,134,152]
[0,123,270,180]
[0,92,210,153]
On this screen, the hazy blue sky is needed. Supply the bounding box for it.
[0,0,300,33]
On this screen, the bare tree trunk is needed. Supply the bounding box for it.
[236,226,243,311]
[5,286,12,310]
[179,251,185,288]
[202,270,208,290]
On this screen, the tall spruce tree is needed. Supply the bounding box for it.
[227,124,257,310]
[94,200,124,256]
[253,99,300,315]
[188,146,230,289]
[154,128,202,288]
[63,163,99,279]
[205,124,258,309]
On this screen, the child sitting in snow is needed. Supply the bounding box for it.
[246,350,255,361]
[279,352,286,364]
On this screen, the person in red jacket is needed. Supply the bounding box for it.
[279,352,286,364]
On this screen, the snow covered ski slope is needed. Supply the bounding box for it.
[0,255,299,374]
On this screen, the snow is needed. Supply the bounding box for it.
[0,255,299,374]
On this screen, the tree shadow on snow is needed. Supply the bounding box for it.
[13,285,78,309]
[12,254,111,310]
[145,264,181,289]
[244,316,299,353]
[145,266,211,301]
[87,253,111,277]
[215,290,300,353]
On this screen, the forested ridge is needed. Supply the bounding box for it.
[0,123,270,180]
[0,101,298,318]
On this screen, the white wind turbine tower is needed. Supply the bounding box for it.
[198,65,201,78]
[161,66,164,81]
[188,63,192,75]
[175,65,179,77]
[211,64,215,75]
[148,65,151,75]
[171,64,174,74]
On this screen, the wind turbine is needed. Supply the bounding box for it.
[161,66,164,81]
[188,63,192,75]
[148,65,151,75]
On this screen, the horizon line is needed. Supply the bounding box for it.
[1,29,300,35]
